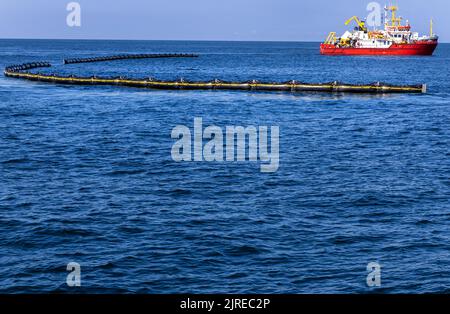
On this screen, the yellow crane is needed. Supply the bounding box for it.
[324,32,337,44]
[345,16,367,32]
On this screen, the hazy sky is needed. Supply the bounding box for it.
[0,0,448,42]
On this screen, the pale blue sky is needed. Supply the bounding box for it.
[0,0,448,42]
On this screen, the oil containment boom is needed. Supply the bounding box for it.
[4,55,427,94]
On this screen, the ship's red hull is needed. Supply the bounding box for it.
[320,40,438,56]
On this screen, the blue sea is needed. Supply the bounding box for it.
[0,40,449,293]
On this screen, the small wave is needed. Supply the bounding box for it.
[225,245,264,256]
[33,226,99,237]
[11,112,34,117]
[106,169,146,176]
[351,195,399,207]
[168,188,193,196]
[117,225,145,234]
[226,272,248,279]
[98,262,115,269]
[415,219,433,225]
[1,158,30,164]
[330,234,386,245]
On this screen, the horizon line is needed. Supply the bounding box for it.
[1,37,449,44]
[0,37,323,43]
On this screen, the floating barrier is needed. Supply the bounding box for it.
[63,53,198,64]
[4,57,427,94]
[4,62,52,72]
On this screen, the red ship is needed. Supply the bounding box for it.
[320,5,438,56]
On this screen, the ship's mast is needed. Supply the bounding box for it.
[387,5,402,27]
[384,5,388,30]
[430,19,433,37]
